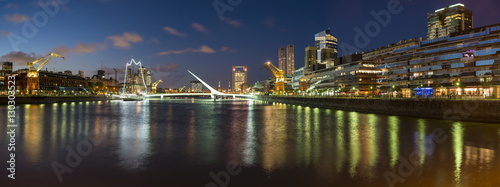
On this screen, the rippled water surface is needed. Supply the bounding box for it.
[1,99,500,187]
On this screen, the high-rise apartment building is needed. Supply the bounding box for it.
[305,46,318,69]
[232,66,247,92]
[427,3,473,39]
[286,45,295,76]
[315,29,338,63]
[278,45,295,76]
[278,47,286,74]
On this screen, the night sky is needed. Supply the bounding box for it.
[1,0,499,88]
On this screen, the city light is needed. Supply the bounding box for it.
[0,1,499,187]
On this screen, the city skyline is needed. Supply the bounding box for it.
[1,0,499,89]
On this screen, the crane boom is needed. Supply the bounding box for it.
[261,61,285,93]
[26,53,64,94]
[151,80,163,94]
[28,53,64,73]
[152,80,163,87]
[262,61,285,81]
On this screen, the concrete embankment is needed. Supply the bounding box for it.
[257,96,500,123]
[0,96,115,105]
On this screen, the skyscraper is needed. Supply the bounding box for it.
[315,29,338,64]
[278,47,286,73]
[286,45,295,76]
[232,66,247,93]
[278,45,295,76]
[304,46,317,69]
[427,3,473,39]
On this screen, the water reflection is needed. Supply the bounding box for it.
[261,103,287,173]
[23,104,43,163]
[243,102,256,166]
[367,114,379,179]
[416,119,426,166]
[118,101,151,171]
[1,99,500,187]
[388,116,400,169]
[335,110,346,173]
[348,112,360,177]
[452,122,464,186]
[464,144,495,168]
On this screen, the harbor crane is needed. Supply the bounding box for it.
[27,53,64,94]
[178,86,186,92]
[261,61,285,93]
[151,80,162,94]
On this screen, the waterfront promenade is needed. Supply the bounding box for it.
[257,95,500,123]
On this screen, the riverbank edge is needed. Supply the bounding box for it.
[0,96,117,105]
[256,96,500,124]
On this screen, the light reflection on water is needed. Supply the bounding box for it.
[118,101,151,171]
[0,99,500,186]
[452,122,464,186]
[388,116,400,169]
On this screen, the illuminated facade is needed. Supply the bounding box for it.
[232,66,248,93]
[286,45,295,76]
[427,3,473,40]
[305,46,318,69]
[0,62,13,89]
[278,45,295,76]
[90,69,119,93]
[278,47,286,74]
[124,67,151,94]
[308,54,380,95]
[2,62,13,73]
[315,29,338,64]
[377,23,500,98]
[12,69,88,94]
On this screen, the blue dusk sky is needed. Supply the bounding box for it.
[1,0,499,88]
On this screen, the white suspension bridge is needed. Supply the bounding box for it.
[120,59,256,101]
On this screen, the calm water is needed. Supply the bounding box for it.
[1,99,500,187]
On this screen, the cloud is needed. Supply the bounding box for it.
[107,32,143,48]
[147,63,184,88]
[163,26,188,37]
[4,13,30,23]
[262,16,276,28]
[220,46,238,53]
[224,18,242,27]
[158,45,216,56]
[4,3,18,10]
[0,51,43,66]
[148,37,161,44]
[150,63,181,72]
[191,23,209,33]
[197,45,216,53]
[0,30,10,36]
[53,43,106,55]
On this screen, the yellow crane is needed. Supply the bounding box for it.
[27,53,64,94]
[151,80,162,94]
[261,61,285,93]
[178,86,186,92]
